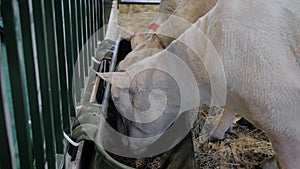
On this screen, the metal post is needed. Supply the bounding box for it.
[98,0,104,41]
[2,0,34,168]
[77,0,85,89]
[54,0,71,134]
[18,0,47,168]
[70,0,81,104]
[83,0,89,77]
[63,0,76,117]
[87,0,92,66]
[0,35,17,169]
[32,0,57,167]
[95,0,99,47]
[44,0,64,154]
[91,0,95,60]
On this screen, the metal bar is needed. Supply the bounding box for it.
[83,0,89,77]
[98,0,104,41]
[74,57,81,107]
[44,0,64,154]
[102,0,107,33]
[91,0,95,59]
[95,0,99,47]
[119,0,160,4]
[94,0,98,46]
[71,0,79,64]
[54,0,71,133]
[0,81,15,169]
[77,0,83,51]
[63,0,76,117]
[77,0,85,89]
[2,0,34,168]
[18,0,47,168]
[70,0,81,104]
[87,0,92,66]
[32,0,57,168]
[0,36,17,169]
[104,0,112,25]
[101,36,121,113]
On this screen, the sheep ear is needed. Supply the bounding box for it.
[93,71,131,89]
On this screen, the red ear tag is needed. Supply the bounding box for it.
[149,23,159,31]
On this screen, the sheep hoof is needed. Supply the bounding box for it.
[208,136,224,143]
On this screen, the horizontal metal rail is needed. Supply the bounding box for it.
[119,0,160,4]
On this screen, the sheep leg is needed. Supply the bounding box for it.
[209,109,235,141]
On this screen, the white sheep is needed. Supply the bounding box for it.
[97,0,300,168]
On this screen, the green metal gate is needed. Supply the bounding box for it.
[0,0,112,168]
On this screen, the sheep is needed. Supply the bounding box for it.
[118,0,218,49]
[97,0,300,168]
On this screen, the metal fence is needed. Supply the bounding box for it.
[0,0,112,168]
